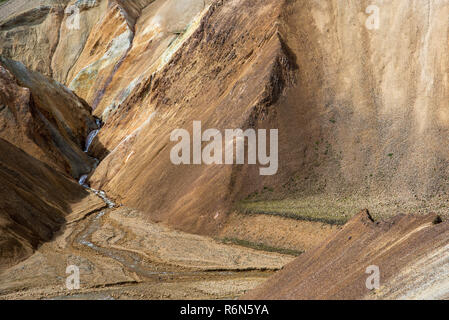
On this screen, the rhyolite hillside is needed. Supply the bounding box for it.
[1,0,449,297]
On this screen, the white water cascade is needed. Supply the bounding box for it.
[77,119,115,209]
[84,129,99,153]
[84,118,102,153]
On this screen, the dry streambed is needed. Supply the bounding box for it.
[0,196,293,300]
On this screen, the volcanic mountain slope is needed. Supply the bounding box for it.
[1,0,449,299]
[243,210,449,300]
[0,45,102,270]
[83,0,449,235]
[268,0,449,215]
[1,0,449,221]
[0,57,98,178]
[2,0,284,235]
[0,138,104,271]
[1,0,449,253]
[87,0,295,234]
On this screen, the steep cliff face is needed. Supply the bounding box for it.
[66,1,134,107]
[0,57,97,178]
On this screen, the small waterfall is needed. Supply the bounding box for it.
[79,120,101,187]
[84,118,102,153]
[84,129,99,153]
[78,118,115,208]
[79,118,101,185]
[78,174,88,186]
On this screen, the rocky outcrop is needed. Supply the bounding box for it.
[51,0,107,84]
[66,1,134,108]
[243,210,449,299]
[90,0,211,120]
[0,57,97,178]
[0,0,69,77]
[0,138,104,270]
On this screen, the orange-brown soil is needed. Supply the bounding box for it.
[243,210,449,300]
[0,57,97,177]
[1,0,449,300]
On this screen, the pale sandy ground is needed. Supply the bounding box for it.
[0,201,293,300]
[220,212,340,252]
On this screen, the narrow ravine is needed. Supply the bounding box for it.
[78,117,117,211]
[74,123,232,280]
[72,125,275,282]
[78,118,101,186]
[75,117,174,277]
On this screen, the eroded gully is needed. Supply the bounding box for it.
[74,124,261,282]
